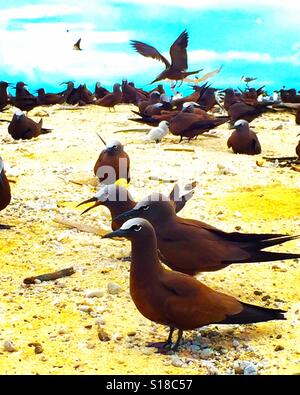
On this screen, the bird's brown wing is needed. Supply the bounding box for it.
[227,134,233,148]
[130,40,170,68]
[169,30,188,70]
[251,134,262,154]
[160,270,243,328]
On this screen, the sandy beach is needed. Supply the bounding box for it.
[0,104,299,375]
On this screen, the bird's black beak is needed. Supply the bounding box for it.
[229,124,237,130]
[7,83,14,87]
[77,197,101,215]
[113,208,137,224]
[60,82,68,86]
[102,228,129,239]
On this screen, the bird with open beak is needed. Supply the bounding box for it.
[77,182,197,230]
[93,135,131,185]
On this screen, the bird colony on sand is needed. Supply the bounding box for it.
[0,30,300,357]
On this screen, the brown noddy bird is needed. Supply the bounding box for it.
[11,82,38,113]
[129,100,215,127]
[114,193,300,275]
[94,82,110,99]
[223,88,242,111]
[0,81,12,110]
[35,88,65,105]
[8,110,52,140]
[130,30,202,85]
[95,83,122,111]
[59,81,76,103]
[93,137,130,184]
[227,119,261,155]
[296,134,300,159]
[78,183,196,230]
[286,89,300,103]
[0,156,11,229]
[121,80,149,104]
[103,218,286,351]
[240,86,265,105]
[227,100,275,124]
[79,84,95,105]
[169,103,229,142]
[137,91,161,115]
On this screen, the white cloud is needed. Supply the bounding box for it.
[0,25,157,83]
[0,4,80,26]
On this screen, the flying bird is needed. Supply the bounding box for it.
[73,38,82,51]
[130,30,202,86]
[241,76,257,83]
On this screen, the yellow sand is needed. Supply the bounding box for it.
[0,105,299,375]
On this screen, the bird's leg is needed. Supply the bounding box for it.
[164,327,175,348]
[179,136,183,143]
[178,80,183,88]
[146,327,175,352]
[172,329,183,352]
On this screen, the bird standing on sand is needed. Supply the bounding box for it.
[78,183,196,230]
[94,82,110,99]
[103,218,286,351]
[8,110,52,140]
[95,83,122,111]
[169,103,229,142]
[0,81,12,110]
[0,156,11,229]
[130,30,202,86]
[114,193,300,275]
[227,119,261,155]
[146,121,169,143]
[94,136,130,185]
[12,82,38,113]
[296,135,300,159]
[35,88,65,106]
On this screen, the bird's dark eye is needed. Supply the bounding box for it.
[132,225,142,232]
[142,205,149,211]
[113,145,118,149]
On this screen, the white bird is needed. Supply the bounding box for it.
[146,121,169,143]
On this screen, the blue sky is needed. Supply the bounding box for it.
[1,0,300,94]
